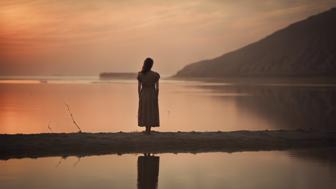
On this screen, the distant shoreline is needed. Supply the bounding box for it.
[1,130,335,160]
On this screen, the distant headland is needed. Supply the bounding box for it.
[175,8,336,78]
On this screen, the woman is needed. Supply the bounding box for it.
[137,57,160,134]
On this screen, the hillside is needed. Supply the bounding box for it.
[175,8,336,78]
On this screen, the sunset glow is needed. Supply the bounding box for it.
[1,0,336,75]
[1,1,336,188]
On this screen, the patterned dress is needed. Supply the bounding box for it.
[137,71,160,127]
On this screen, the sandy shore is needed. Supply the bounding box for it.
[0,130,335,160]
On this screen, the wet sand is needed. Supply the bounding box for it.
[0,130,335,160]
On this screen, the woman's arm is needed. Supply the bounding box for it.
[138,81,141,98]
[155,80,159,97]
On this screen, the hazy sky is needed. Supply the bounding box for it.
[1,0,336,76]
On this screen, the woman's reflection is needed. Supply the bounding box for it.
[137,153,160,189]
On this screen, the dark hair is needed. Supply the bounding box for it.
[141,57,154,73]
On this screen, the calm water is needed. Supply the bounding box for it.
[0,149,335,189]
[1,78,336,188]
[0,78,336,133]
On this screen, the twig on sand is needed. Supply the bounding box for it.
[64,103,82,133]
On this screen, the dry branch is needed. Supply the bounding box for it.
[64,103,82,133]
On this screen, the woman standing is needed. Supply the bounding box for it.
[137,57,160,134]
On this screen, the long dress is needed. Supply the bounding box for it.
[137,71,160,127]
[137,155,160,189]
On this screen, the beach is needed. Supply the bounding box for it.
[1,130,335,160]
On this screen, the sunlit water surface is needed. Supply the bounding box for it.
[0,78,336,133]
[1,78,336,188]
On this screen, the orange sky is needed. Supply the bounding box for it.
[1,0,336,76]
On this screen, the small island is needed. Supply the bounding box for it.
[99,72,137,80]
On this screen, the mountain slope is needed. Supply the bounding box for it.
[175,8,336,78]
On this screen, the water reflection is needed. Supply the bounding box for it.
[201,85,336,130]
[0,150,336,189]
[289,148,336,169]
[137,154,160,189]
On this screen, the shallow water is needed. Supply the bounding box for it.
[0,149,335,189]
[0,78,335,133]
[1,78,336,188]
